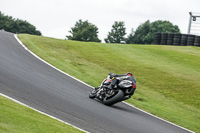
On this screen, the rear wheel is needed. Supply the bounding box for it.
[103,90,124,106]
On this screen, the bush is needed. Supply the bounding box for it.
[0,11,41,35]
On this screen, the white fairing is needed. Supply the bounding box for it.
[118,80,133,88]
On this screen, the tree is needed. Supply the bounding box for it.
[11,19,41,35]
[127,20,150,44]
[0,11,41,35]
[66,20,101,42]
[126,28,135,44]
[126,20,180,44]
[147,20,180,44]
[104,21,126,43]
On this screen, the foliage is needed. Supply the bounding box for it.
[127,20,150,44]
[0,11,41,35]
[104,21,126,43]
[66,19,101,42]
[126,28,135,44]
[127,20,180,44]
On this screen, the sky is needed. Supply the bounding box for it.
[0,0,200,42]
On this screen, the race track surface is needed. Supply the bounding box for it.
[0,31,192,133]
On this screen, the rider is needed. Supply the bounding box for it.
[109,72,136,90]
[94,72,136,94]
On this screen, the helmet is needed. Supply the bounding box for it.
[126,72,133,77]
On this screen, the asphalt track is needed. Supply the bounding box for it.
[0,31,192,133]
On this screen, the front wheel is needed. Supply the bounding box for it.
[103,90,124,106]
[89,90,96,99]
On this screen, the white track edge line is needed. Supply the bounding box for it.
[14,34,94,89]
[122,102,194,133]
[13,34,89,133]
[14,34,194,133]
[0,93,89,133]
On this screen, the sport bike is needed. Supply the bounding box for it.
[89,74,136,106]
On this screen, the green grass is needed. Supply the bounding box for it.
[0,95,84,133]
[15,34,200,132]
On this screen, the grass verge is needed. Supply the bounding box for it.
[0,95,85,133]
[16,34,200,132]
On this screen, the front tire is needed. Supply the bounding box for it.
[103,90,124,106]
[89,90,96,99]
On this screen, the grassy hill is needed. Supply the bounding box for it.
[16,34,200,132]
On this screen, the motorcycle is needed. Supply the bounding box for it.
[89,73,136,106]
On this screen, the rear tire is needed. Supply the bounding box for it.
[103,90,124,106]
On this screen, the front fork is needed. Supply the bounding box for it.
[95,86,105,101]
[96,86,115,101]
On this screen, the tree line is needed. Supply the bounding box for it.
[0,11,180,44]
[0,11,41,35]
[66,19,180,44]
